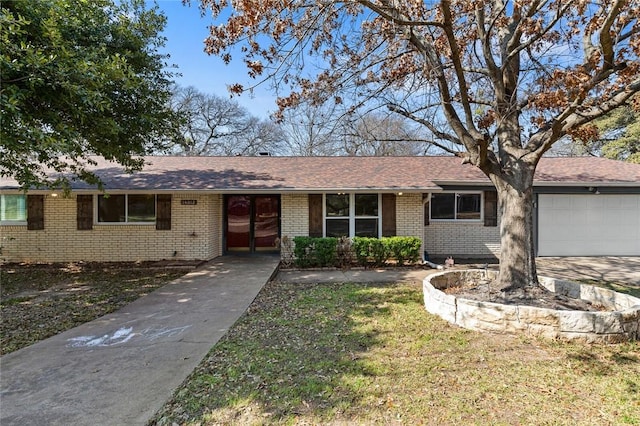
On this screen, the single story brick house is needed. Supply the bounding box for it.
[1,156,639,263]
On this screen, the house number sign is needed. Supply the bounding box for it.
[181,200,198,205]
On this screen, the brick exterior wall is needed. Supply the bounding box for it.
[0,193,223,263]
[280,193,308,238]
[395,193,423,238]
[208,194,224,258]
[1,191,502,263]
[423,219,501,259]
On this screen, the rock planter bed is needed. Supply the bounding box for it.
[424,270,640,343]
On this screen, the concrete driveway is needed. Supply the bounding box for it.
[535,256,640,285]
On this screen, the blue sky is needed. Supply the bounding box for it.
[153,0,277,119]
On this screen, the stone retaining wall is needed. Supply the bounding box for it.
[423,270,640,343]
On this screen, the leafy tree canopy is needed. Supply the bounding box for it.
[597,105,640,163]
[1,0,178,189]
[574,96,640,163]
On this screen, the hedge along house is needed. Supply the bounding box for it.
[1,156,639,263]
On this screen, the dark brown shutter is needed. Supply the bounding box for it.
[77,195,93,230]
[156,195,172,230]
[484,190,498,227]
[381,193,396,237]
[308,194,323,237]
[424,197,430,226]
[27,195,44,230]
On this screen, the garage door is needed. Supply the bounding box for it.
[538,194,640,256]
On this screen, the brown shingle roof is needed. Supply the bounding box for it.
[535,157,640,183]
[2,156,639,191]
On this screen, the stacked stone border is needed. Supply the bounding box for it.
[423,270,640,343]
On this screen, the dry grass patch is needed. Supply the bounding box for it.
[0,262,189,355]
[151,280,640,426]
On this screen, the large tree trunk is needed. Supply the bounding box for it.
[492,166,539,292]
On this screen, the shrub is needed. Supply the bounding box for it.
[314,237,338,267]
[292,236,338,267]
[352,237,388,267]
[336,236,353,268]
[351,237,372,266]
[293,236,316,268]
[368,238,388,266]
[384,236,422,266]
[290,235,421,268]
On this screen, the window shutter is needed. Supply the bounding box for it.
[381,193,396,237]
[484,190,498,227]
[77,195,93,230]
[424,197,430,226]
[27,195,44,230]
[308,194,323,237]
[156,195,172,230]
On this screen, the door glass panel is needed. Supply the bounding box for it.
[254,196,279,249]
[227,196,251,250]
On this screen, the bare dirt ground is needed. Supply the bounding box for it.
[0,262,192,355]
[441,275,605,311]
[429,257,639,311]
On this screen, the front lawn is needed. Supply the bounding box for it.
[0,263,189,355]
[151,279,640,425]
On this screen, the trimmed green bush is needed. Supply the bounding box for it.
[293,236,316,268]
[351,237,388,267]
[384,236,422,266]
[368,238,388,266]
[293,236,338,267]
[290,235,422,268]
[351,237,372,266]
[314,237,338,266]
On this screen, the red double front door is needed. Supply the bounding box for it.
[226,195,280,252]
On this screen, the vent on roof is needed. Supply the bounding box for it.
[258,152,272,156]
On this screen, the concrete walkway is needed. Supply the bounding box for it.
[276,257,640,286]
[0,255,280,426]
[276,267,433,284]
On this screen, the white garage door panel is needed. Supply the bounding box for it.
[538,194,640,256]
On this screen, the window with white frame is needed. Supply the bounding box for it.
[430,192,481,220]
[0,194,27,223]
[97,194,156,223]
[325,193,380,237]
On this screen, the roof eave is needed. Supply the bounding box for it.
[533,181,640,187]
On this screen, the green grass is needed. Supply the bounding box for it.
[151,280,640,425]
